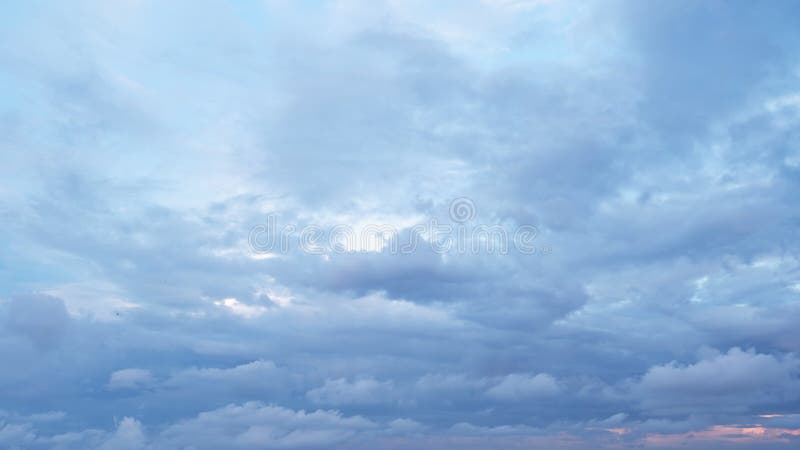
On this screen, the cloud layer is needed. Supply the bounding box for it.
[2,0,800,448]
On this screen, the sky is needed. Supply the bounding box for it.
[2,0,800,449]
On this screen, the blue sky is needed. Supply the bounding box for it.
[2,1,800,449]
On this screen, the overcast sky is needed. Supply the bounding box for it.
[2,1,800,449]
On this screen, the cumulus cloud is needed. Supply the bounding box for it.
[157,402,376,449]
[165,360,280,385]
[486,373,561,400]
[636,348,800,415]
[306,378,396,406]
[106,369,154,391]
[99,418,147,450]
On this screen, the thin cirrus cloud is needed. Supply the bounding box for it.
[2,0,800,449]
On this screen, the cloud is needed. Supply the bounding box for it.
[486,373,561,400]
[0,422,36,448]
[306,377,396,406]
[635,348,800,415]
[3,294,70,350]
[107,369,154,391]
[213,297,269,318]
[99,418,147,450]
[2,0,800,448]
[157,402,376,450]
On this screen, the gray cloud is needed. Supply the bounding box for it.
[3,294,70,350]
[2,0,800,448]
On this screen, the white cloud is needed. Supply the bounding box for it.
[486,373,560,400]
[99,418,147,450]
[164,360,280,386]
[306,377,395,405]
[107,369,154,391]
[213,298,269,318]
[157,402,375,449]
[42,281,139,321]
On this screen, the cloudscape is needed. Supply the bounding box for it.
[2,1,800,449]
